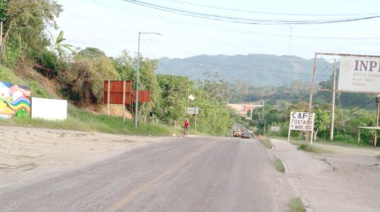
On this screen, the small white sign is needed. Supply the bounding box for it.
[187,107,199,115]
[270,126,280,132]
[338,56,380,93]
[289,112,315,131]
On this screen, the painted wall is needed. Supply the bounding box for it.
[0,82,31,117]
[31,97,67,121]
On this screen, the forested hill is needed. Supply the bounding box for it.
[157,54,331,86]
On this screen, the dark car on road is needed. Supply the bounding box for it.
[241,131,251,139]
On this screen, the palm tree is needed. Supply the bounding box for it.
[49,30,73,58]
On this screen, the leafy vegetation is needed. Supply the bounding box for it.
[275,158,285,172]
[290,197,306,212]
[297,143,330,153]
[0,106,174,136]
[259,137,272,149]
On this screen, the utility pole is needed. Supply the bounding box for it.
[376,95,380,146]
[186,64,201,116]
[330,59,337,141]
[134,32,161,127]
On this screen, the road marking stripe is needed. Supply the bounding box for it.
[105,140,219,212]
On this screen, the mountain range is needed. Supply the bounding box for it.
[157,54,332,86]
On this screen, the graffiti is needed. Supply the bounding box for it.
[0,82,31,117]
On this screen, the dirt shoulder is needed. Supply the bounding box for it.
[0,126,175,189]
[269,138,380,212]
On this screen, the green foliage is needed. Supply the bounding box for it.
[76,47,106,59]
[28,81,49,98]
[297,143,330,153]
[60,56,120,105]
[275,158,285,172]
[15,108,29,118]
[2,40,21,69]
[259,137,272,149]
[156,74,187,123]
[0,106,173,136]
[0,65,19,83]
[49,30,73,57]
[291,197,306,212]
[3,0,62,53]
[31,49,67,77]
[111,50,135,80]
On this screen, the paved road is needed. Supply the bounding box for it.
[0,137,278,212]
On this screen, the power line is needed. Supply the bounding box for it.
[162,0,380,17]
[121,0,380,25]
[350,98,376,114]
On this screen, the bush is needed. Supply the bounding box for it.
[259,137,272,149]
[59,56,120,105]
[291,197,305,212]
[31,50,67,78]
[28,81,49,98]
[275,158,285,172]
[2,41,21,69]
[0,65,19,83]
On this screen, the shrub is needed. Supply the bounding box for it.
[275,158,285,172]
[60,56,120,105]
[291,197,306,212]
[259,137,272,149]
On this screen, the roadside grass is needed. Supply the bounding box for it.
[0,67,178,136]
[376,155,380,160]
[270,135,373,149]
[297,143,331,153]
[259,137,272,149]
[0,106,176,136]
[275,158,285,172]
[290,197,306,212]
[288,140,332,153]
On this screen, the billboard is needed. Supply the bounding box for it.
[338,56,380,93]
[31,97,67,120]
[289,112,315,131]
[103,81,151,105]
[104,81,133,104]
[0,82,30,118]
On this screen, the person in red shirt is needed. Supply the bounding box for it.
[183,119,190,136]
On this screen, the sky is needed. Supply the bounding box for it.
[54,0,380,60]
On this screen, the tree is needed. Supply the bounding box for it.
[200,72,231,104]
[111,50,135,80]
[4,0,62,51]
[49,30,73,58]
[76,47,106,59]
[313,106,331,141]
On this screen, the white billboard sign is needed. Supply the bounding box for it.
[338,56,380,93]
[31,97,67,121]
[289,112,315,131]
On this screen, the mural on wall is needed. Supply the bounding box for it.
[0,82,31,117]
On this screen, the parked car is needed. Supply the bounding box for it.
[241,131,251,139]
[233,129,241,137]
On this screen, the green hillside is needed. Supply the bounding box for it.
[158,54,331,86]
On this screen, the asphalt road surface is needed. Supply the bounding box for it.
[0,137,278,212]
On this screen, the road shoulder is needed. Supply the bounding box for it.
[268,138,380,212]
[0,126,176,189]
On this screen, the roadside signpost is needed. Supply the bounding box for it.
[187,106,199,131]
[288,112,315,143]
